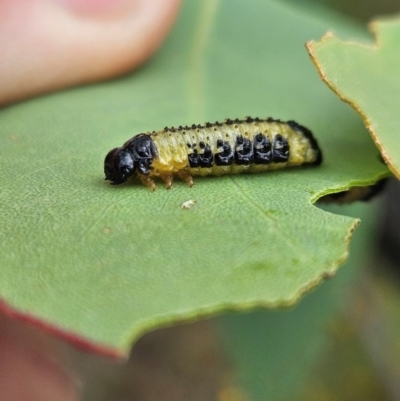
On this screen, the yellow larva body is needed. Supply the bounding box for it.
[104,117,322,189]
[150,119,319,177]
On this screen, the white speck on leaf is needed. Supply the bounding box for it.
[181,200,197,209]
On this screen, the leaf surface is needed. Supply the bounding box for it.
[215,201,379,400]
[0,0,389,355]
[307,16,400,178]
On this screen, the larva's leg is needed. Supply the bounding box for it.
[177,168,194,187]
[138,174,156,191]
[160,172,173,189]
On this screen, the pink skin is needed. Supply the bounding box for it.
[0,0,181,399]
[0,0,181,105]
[0,316,79,401]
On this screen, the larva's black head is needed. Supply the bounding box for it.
[104,147,135,185]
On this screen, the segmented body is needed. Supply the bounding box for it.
[104,117,322,189]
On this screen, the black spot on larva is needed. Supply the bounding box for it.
[286,120,299,130]
[192,124,196,129]
[199,144,213,167]
[188,148,200,168]
[215,141,234,166]
[235,135,253,165]
[245,116,254,123]
[187,143,191,148]
[199,141,205,149]
[164,127,169,132]
[124,134,156,159]
[272,134,289,163]
[179,125,183,129]
[205,122,212,128]
[225,118,233,125]
[137,159,151,174]
[123,134,157,176]
[254,133,272,164]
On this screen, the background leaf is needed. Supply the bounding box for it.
[0,0,389,356]
[215,200,383,401]
[307,16,400,178]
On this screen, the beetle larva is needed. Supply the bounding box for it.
[104,117,322,190]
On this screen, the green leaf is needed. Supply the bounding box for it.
[215,201,380,400]
[307,16,400,179]
[0,0,389,355]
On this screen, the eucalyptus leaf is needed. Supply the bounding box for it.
[307,16,400,178]
[215,201,380,401]
[0,0,389,355]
